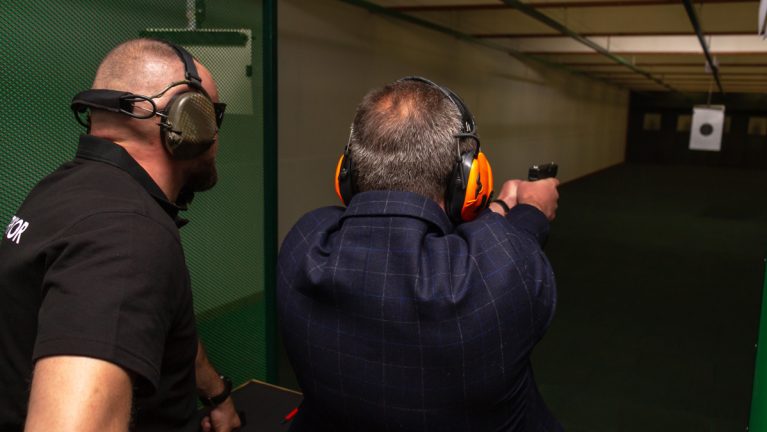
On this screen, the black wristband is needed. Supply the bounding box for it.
[491,199,510,215]
[200,375,232,407]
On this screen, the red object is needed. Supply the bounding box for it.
[281,407,298,424]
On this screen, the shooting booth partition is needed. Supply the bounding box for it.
[0,0,278,386]
[751,263,767,431]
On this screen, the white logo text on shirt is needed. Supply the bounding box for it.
[5,216,29,245]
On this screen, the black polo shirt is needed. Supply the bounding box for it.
[0,135,198,431]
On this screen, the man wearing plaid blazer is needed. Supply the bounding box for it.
[278,77,562,431]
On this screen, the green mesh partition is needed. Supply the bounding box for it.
[0,0,275,385]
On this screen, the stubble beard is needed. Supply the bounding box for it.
[185,157,218,192]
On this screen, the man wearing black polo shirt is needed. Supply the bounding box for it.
[0,39,241,431]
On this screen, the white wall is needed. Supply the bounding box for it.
[278,0,629,240]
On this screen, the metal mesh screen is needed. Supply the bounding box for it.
[0,0,269,385]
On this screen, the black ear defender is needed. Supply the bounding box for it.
[70,41,226,160]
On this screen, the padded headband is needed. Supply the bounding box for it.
[168,43,202,83]
[397,76,478,141]
[71,89,135,114]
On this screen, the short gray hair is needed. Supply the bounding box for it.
[92,38,183,94]
[348,79,475,202]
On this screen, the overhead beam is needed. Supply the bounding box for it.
[336,0,623,88]
[336,0,541,56]
[591,71,767,76]
[610,77,767,81]
[682,0,725,94]
[473,31,756,38]
[388,0,756,12]
[633,82,764,85]
[498,0,675,90]
[524,51,767,55]
[561,62,767,66]
[642,62,767,66]
[490,34,767,55]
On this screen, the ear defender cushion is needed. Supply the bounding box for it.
[445,151,475,224]
[460,151,493,222]
[335,153,354,205]
[162,91,218,160]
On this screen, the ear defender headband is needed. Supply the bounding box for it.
[334,76,493,224]
[70,41,226,160]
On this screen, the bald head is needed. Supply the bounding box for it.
[85,38,222,203]
[88,38,219,135]
[92,38,185,95]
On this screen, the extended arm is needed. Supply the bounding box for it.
[25,356,132,432]
[196,340,241,432]
[490,178,559,221]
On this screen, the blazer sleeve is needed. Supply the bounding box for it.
[448,205,557,340]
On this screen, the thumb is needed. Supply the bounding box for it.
[201,415,212,432]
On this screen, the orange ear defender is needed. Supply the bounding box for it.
[459,151,493,222]
[445,146,494,224]
[334,150,354,205]
[334,123,357,206]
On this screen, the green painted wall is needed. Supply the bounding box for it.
[0,0,273,386]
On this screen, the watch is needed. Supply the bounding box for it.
[490,199,510,215]
[199,375,232,407]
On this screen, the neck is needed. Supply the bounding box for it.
[94,130,182,203]
[133,150,183,202]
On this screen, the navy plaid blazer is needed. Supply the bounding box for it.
[278,191,562,431]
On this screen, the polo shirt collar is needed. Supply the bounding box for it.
[341,190,453,234]
[75,135,190,227]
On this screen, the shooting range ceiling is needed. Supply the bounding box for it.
[356,0,766,94]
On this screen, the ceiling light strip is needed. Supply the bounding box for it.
[500,0,676,91]
[387,0,757,12]
[338,0,628,89]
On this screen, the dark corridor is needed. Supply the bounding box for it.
[534,163,767,431]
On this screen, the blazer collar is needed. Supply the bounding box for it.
[341,190,453,234]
